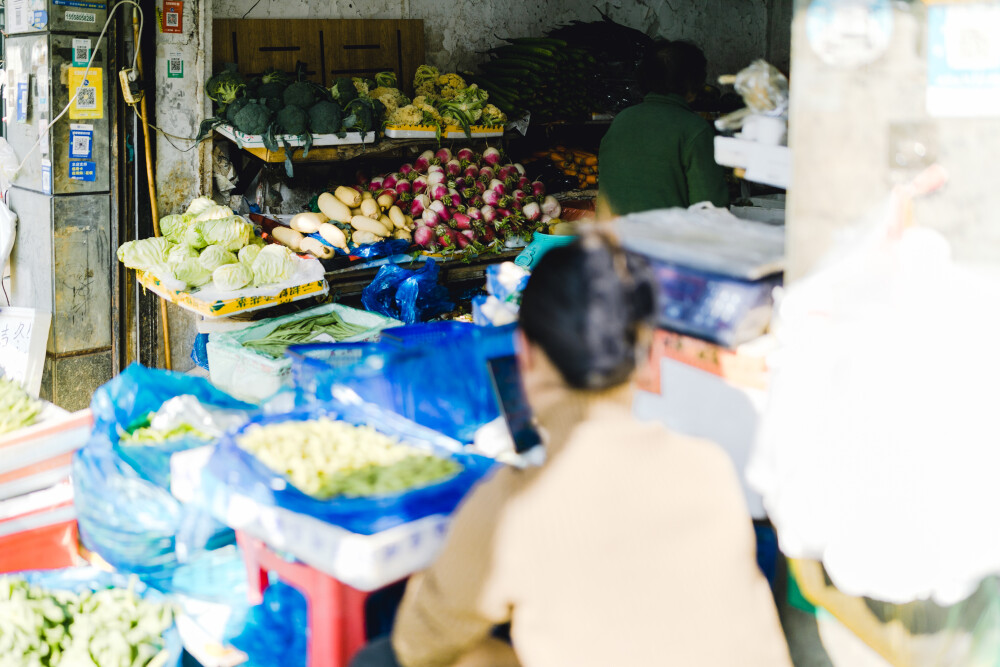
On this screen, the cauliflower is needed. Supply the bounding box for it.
[481,104,508,127]
[415,82,439,100]
[370,86,409,114]
[413,65,440,89]
[352,77,371,96]
[437,73,467,90]
[387,105,427,127]
[413,100,443,125]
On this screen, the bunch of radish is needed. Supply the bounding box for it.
[358,146,563,253]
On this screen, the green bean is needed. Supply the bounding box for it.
[243,311,371,358]
[0,376,42,435]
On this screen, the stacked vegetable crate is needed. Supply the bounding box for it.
[472,38,597,123]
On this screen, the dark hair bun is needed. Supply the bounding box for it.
[520,235,657,390]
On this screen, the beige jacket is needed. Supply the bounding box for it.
[392,368,791,667]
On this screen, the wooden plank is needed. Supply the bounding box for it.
[324,20,401,82]
[396,21,425,96]
[215,19,325,83]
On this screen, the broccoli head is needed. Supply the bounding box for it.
[206,66,246,106]
[343,98,376,133]
[225,97,250,124]
[261,70,288,85]
[257,81,288,100]
[374,71,398,88]
[265,97,284,112]
[233,102,273,135]
[283,81,318,109]
[276,105,309,135]
[330,78,358,104]
[308,101,343,134]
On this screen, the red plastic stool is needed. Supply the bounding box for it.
[237,531,371,667]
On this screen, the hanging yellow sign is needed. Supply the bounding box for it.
[68,67,103,120]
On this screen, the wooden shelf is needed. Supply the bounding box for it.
[224,135,511,165]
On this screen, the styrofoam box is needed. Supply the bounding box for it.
[215,124,376,148]
[384,125,503,139]
[206,303,400,403]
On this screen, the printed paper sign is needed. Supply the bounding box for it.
[65,11,96,24]
[16,74,29,124]
[39,117,50,156]
[41,160,52,195]
[68,67,103,119]
[162,0,183,34]
[71,39,92,68]
[69,124,93,159]
[927,3,1000,117]
[36,70,49,113]
[0,308,51,397]
[53,1,107,8]
[68,160,97,181]
[167,52,184,79]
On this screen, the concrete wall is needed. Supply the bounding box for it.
[212,0,781,81]
[155,0,214,371]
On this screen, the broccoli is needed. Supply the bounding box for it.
[226,97,250,124]
[283,81,317,109]
[258,81,288,99]
[276,105,309,135]
[375,71,397,88]
[330,78,358,105]
[206,65,246,107]
[342,97,377,133]
[308,101,343,134]
[261,70,288,85]
[265,97,284,112]
[233,102,273,135]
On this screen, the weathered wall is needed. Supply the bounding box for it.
[212,0,777,80]
[155,0,214,371]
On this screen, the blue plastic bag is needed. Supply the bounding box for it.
[191,333,210,371]
[13,567,183,667]
[289,323,517,443]
[362,258,454,323]
[74,364,252,590]
[203,399,495,535]
[225,583,308,667]
[311,232,411,260]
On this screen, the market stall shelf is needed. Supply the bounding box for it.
[215,125,377,149]
[384,125,504,140]
[135,259,329,318]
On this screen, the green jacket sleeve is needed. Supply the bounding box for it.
[683,126,730,209]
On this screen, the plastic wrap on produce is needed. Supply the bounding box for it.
[361,258,454,324]
[74,365,251,590]
[203,399,496,535]
[290,323,517,443]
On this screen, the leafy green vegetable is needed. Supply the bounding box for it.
[237,418,462,499]
[117,237,173,272]
[242,312,370,358]
[329,77,358,105]
[374,71,398,88]
[0,575,173,667]
[121,421,211,444]
[225,97,250,124]
[184,224,208,250]
[238,244,261,266]
[257,81,288,100]
[160,213,196,245]
[173,257,213,289]
[342,97,377,133]
[0,376,42,434]
[251,244,294,287]
[194,204,234,222]
[212,263,253,292]
[308,101,343,134]
[199,216,252,251]
[167,243,199,265]
[185,196,216,217]
[198,244,238,272]
[206,64,246,108]
[233,101,272,135]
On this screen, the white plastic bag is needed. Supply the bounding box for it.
[749,169,1000,606]
[0,195,17,276]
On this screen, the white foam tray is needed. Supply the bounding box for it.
[215,124,376,148]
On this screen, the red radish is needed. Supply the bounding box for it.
[479,166,495,181]
[497,165,513,181]
[411,194,430,216]
[435,225,455,248]
[497,208,514,218]
[412,175,428,194]
[383,174,398,189]
[429,183,448,201]
[461,187,477,201]
[414,225,435,247]
[399,163,415,177]
[379,188,398,201]
[474,181,487,195]
[482,190,500,207]
[517,176,530,190]
[512,190,527,205]
[397,192,414,205]
[448,191,462,207]
[468,207,483,221]
[428,164,444,174]
[469,195,485,208]
[541,195,561,218]
[430,200,451,221]
[422,208,440,226]
[356,170,370,185]
[482,147,501,166]
[395,180,412,194]
[498,194,514,209]
[415,150,434,172]
[513,163,526,175]
[531,181,546,197]
[457,147,475,162]
[481,205,497,223]
[453,212,472,230]
[522,202,542,222]
[445,159,462,176]
[368,182,381,193]
[370,176,384,190]
[427,171,446,186]
[464,165,480,180]
[540,214,553,224]
[435,148,452,163]
[489,179,507,195]
[455,231,472,249]
[480,224,496,243]
[453,177,467,190]
[504,175,519,191]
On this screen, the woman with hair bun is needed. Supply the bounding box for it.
[352,232,791,667]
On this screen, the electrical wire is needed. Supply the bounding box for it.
[243,0,265,19]
[12,0,144,177]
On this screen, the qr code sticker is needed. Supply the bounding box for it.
[166,11,179,27]
[77,86,97,110]
[14,9,22,28]
[72,135,90,157]
[169,58,182,75]
[74,44,89,64]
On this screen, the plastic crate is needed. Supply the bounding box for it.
[207,303,400,403]
[0,520,81,573]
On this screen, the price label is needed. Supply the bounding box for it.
[0,308,51,396]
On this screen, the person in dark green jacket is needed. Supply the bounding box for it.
[598,40,729,218]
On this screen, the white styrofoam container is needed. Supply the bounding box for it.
[206,302,400,403]
[384,125,503,140]
[215,124,376,148]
